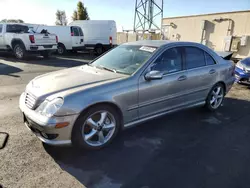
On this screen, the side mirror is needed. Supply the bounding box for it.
[145,70,163,81]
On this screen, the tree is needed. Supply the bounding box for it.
[72,10,78,21]
[0,19,24,23]
[55,10,67,25]
[72,1,90,21]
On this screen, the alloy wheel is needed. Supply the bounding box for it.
[210,85,224,109]
[82,111,116,147]
[15,46,24,59]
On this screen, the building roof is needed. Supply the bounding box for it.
[163,9,250,20]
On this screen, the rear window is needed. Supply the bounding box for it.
[204,52,216,65]
[78,28,83,36]
[184,47,206,69]
[6,24,29,33]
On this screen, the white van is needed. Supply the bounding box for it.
[35,25,85,55]
[69,20,117,55]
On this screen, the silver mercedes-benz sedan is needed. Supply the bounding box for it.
[19,40,235,149]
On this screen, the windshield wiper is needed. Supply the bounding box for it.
[98,65,117,73]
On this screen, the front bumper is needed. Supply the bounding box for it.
[19,92,78,146]
[234,67,250,82]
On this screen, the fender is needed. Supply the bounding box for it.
[11,38,26,50]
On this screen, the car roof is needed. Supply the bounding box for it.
[123,40,201,48]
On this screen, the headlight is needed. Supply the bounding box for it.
[36,98,64,117]
[236,61,244,70]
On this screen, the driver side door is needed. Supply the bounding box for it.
[138,47,189,119]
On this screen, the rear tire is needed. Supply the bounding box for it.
[72,105,121,150]
[13,43,26,60]
[95,45,103,56]
[205,83,225,111]
[57,43,66,55]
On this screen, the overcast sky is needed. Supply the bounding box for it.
[0,0,250,31]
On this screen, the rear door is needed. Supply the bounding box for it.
[0,24,4,49]
[71,26,83,48]
[184,46,218,102]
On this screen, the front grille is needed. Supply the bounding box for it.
[25,92,37,109]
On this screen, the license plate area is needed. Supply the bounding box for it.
[23,113,43,133]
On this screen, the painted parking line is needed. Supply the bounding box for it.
[0,132,9,149]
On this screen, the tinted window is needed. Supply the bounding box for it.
[72,27,79,36]
[6,24,29,33]
[205,52,216,65]
[185,47,206,69]
[0,24,2,33]
[78,28,83,36]
[152,47,183,74]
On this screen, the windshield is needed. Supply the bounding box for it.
[91,45,157,75]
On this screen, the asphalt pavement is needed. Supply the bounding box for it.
[0,52,250,188]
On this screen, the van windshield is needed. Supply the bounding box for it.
[91,45,157,75]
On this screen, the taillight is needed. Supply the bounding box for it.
[56,36,58,43]
[109,36,112,45]
[71,32,74,36]
[29,35,35,43]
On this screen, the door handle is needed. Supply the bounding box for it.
[209,69,216,74]
[178,75,187,81]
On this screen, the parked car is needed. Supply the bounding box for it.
[0,23,58,59]
[69,20,117,55]
[19,40,235,149]
[235,57,250,83]
[35,25,84,55]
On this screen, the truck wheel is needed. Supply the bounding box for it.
[95,45,103,56]
[41,51,50,59]
[57,44,66,55]
[13,43,26,60]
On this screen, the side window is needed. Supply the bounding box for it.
[152,47,183,74]
[78,28,83,36]
[72,27,79,36]
[204,52,216,65]
[185,47,206,69]
[0,24,2,33]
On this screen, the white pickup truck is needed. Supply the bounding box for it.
[0,23,58,59]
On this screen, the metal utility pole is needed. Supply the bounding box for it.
[133,0,163,33]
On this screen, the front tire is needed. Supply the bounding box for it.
[13,43,26,60]
[205,83,225,111]
[72,105,121,150]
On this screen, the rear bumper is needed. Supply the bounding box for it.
[225,76,235,93]
[28,44,58,52]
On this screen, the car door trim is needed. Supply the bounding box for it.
[137,85,209,109]
[124,101,205,128]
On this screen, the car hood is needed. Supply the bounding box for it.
[26,65,126,98]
